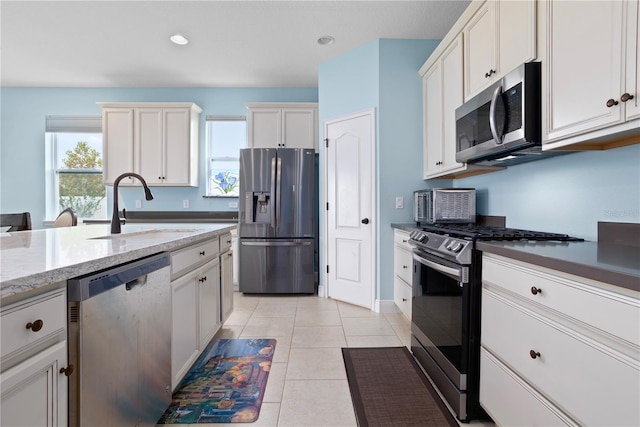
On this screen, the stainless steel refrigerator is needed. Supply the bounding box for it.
[238,148,316,293]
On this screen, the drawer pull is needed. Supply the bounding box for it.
[199,276,207,283]
[402,239,407,243]
[227,239,232,244]
[26,319,44,332]
[199,251,206,256]
[529,350,541,359]
[530,286,543,295]
[60,365,74,376]
[402,265,408,269]
[402,298,407,302]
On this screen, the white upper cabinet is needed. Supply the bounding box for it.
[464,0,536,100]
[247,103,318,150]
[543,0,639,146]
[100,102,202,186]
[625,0,640,122]
[423,34,465,178]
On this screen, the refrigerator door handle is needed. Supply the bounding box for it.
[276,157,282,229]
[270,157,277,228]
[241,241,312,247]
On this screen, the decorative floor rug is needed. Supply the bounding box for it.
[342,347,458,427]
[158,338,277,424]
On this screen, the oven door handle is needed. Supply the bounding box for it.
[413,252,462,281]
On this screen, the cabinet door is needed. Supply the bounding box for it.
[282,108,316,149]
[423,61,443,178]
[220,251,234,323]
[198,259,221,351]
[249,108,282,148]
[1,341,68,427]
[393,276,412,321]
[546,1,625,141]
[136,108,164,185]
[440,34,465,173]
[103,108,134,185]
[497,0,536,81]
[625,0,640,121]
[163,108,192,185]
[464,2,495,99]
[171,270,199,389]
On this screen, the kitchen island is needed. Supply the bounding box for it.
[0,223,236,427]
[0,223,236,303]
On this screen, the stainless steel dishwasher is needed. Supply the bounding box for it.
[67,252,171,427]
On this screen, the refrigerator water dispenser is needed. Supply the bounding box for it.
[245,191,271,223]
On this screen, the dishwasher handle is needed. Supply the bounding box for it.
[67,253,170,302]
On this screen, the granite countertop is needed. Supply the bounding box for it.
[0,223,237,304]
[477,240,640,293]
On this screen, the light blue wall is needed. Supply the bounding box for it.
[455,144,640,241]
[318,39,439,302]
[0,87,318,227]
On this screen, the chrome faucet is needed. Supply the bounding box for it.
[111,173,153,234]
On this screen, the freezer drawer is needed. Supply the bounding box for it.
[239,238,315,293]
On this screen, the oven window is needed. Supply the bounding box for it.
[412,259,468,374]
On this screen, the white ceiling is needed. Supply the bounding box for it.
[1,0,470,88]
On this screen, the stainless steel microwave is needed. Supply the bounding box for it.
[455,62,542,166]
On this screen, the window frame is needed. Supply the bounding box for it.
[45,116,105,220]
[205,115,247,198]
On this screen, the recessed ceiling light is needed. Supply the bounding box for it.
[317,35,335,46]
[170,34,189,45]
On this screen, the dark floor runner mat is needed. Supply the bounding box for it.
[342,346,459,427]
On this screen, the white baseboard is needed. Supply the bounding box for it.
[375,299,399,314]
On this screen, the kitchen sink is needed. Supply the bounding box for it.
[90,229,201,240]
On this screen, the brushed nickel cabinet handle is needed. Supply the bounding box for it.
[26,319,44,332]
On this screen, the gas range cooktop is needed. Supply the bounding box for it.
[408,223,583,265]
[421,223,584,242]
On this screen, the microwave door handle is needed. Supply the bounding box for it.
[489,85,505,145]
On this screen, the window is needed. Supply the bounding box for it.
[45,116,107,220]
[206,116,246,197]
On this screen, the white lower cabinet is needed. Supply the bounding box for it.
[1,341,68,427]
[393,229,413,320]
[480,254,640,427]
[220,250,234,323]
[170,237,221,390]
[0,285,68,427]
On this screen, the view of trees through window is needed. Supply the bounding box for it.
[58,141,106,218]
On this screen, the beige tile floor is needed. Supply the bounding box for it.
[161,292,494,427]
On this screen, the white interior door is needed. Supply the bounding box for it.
[324,109,375,309]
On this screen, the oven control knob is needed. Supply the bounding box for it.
[452,242,464,253]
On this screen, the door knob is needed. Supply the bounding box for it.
[361,218,369,224]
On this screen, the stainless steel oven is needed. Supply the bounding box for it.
[408,230,482,422]
[408,224,582,422]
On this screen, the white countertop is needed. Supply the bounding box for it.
[0,223,236,303]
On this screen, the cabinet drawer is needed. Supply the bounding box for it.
[393,276,412,320]
[219,232,232,253]
[393,245,413,285]
[1,290,66,360]
[171,237,219,279]
[480,347,574,426]
[483,255,640,346]
[482,290,640,426]
[393,229,412,251]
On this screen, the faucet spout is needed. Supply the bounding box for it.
[111,173,154,234]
